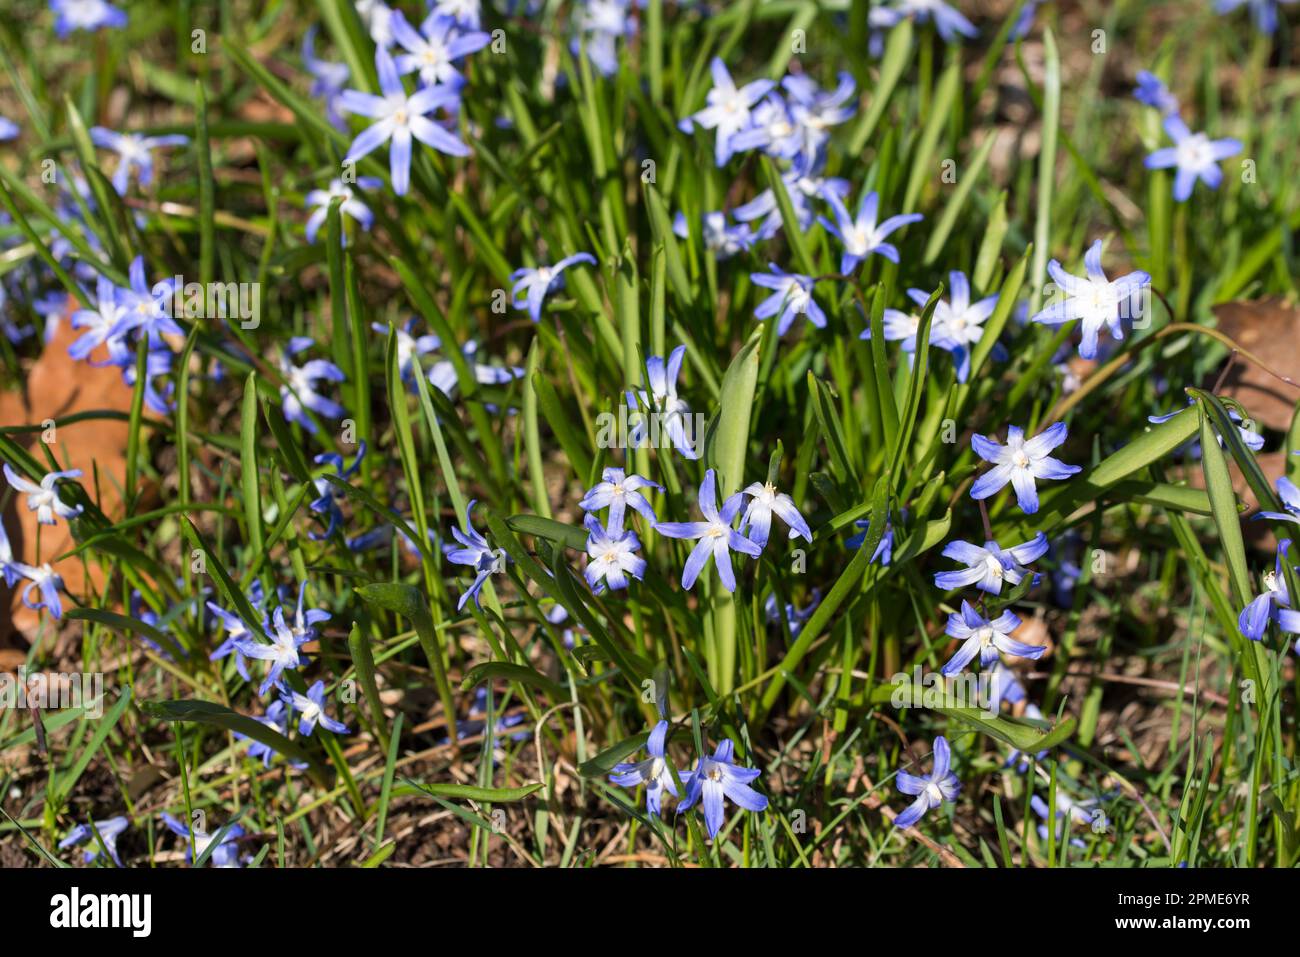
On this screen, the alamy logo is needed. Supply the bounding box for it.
[49,887,152,937]
[0,668,104,718]
[160,275,261,329]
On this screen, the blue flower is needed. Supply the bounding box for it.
[1028,240,1150,359]
[305,177,381,244]
[764,588,822,637]
[374,318,443,383]
[236,701,305,768]
[433,0,484,30]
[279,337,346,434]
[0,520,21,587]
[846,516,895,565]
[237,585,326,696]
[0,116,19,141]
[1031,790,1108,846]
[109,256,184,347]
[68,275,127,361]
[1144,115,1242,202]
[283,679,350,736]
[339,46,467,196]
[571,0,636,76]
[579,466,663,532]
[583,515,646,593]
[50,0,127,37]
[1133,70,1178,115]
[737,161,850,241]
[872,1,978,46]
[160,814,245,867]
[4,463,84,525]
[1238,539,1300,641]
[625,344,702,459]
[1256,477,1300,525]
[751,264,824,336]
[13,562,67,619]
[933,533,1050,594]
[678,738,768,838]
[683,58,775,166]
[740,479,812,549]
[207,581,266,682]
[59,816,129,866]
[443,499,508,610]
[609,719,682,816]
[940,600,1045,676]
[1216,0,1294,33]
[427,338,525,399]
[893,735,960,829]
[782,72,857,158]
[727,93,803,160]
[309,441,366,540]
[818,187,922,273]
[510,252,597,323]
[302,26,351,129]
[672,210,756,259]
[971,423,1079,514]
[656,469,762,591]
[88,127,189,196]
[391,9,490,89]
[910,271,1000,382]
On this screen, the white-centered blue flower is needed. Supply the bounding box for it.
[940,601,1046,676]
[109,255,184,347]
[657,469,762,591]
[933,533,1050,594]
[68,274,126,361]
[4,463,84,526]
[279,337,347,434]
[609,719,683,816]
[390,8,490,89]
[678,738,768,839]
[443,499,508,610]
[510,252,597,323]
[819,187,922,273]
[894,735,960,829]
[673,210,757,259]
[583,514,646,594]
[626,344,702,460]
[339,46,467,196]
[50,0,127,37]
[970,422,1080,515]
[751,264,824,336]
[1029,240,1150,360]
[740,479,812,549]
[1144,114,1242,202]
[305,177,381,245]
[683,58,775,166]
[283,679,350,736]
[89,127,189,196]
[237,605,312,697]
[579,466,663,532]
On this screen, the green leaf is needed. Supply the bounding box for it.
[142,699,330,786]
[461,662,564,699]
[395,780,545,803]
